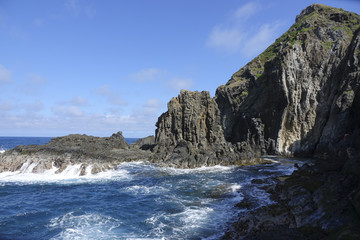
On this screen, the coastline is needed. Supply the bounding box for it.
[0,134,359,239]
[223,153,360,239]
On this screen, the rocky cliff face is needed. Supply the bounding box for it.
[152,90,258,168]
[155,4,360,164]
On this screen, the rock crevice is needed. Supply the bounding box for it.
[153,4,360,165]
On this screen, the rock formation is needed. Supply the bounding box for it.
[223,142,360,239]
[151,90,262,168]
[133,135,155,150]
[0,132,152,174]
[1,4,359,173]
[219,4,360,239]
[0,4,359,238]
[154,4,360,165]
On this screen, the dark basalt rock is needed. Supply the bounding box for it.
[0,131,151,174]
[151,90,259,168]
[44,131,129,153]
[223,152,360,239]
[153,3,360,167]
[0,3,359,239]
[133,135,155,150]
[149,4,360,238]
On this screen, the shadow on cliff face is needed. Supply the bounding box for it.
[215,57,287,157]
[214,6,360,161]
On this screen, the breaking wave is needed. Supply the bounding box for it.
[0,158,306,239]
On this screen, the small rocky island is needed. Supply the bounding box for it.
[1,3,360,239]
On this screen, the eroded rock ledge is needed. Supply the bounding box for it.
[0,132,153,174]
[223,133,360,239]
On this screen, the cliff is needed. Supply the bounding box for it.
[154,4,360,164]
[0,4,359,238]
[216,4,360,239]
[151,90,265,168]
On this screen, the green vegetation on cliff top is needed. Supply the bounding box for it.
[226,4,360,86]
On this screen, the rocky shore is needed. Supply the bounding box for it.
[0,3,360,239]
[2,4,359,172]
[0,132,154,174]
[223,132,360,239]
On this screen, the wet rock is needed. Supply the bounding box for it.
[0,131,152,174]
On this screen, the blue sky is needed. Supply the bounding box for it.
[1,0,359,137]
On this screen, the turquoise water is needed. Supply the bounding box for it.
[0,137,303,239]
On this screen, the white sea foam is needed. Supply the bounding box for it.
[262,157,280,163]
[247,184,275,206]
[258,165,296,175]
[19,159,39,173]
[229,183,241,192]
[179,206,214,226]
[145,205,215,238]
[0,162,131,184]
[144,180,244,239]
[125,185,168,196]
[49,212,122,240]
[161,165,234,175]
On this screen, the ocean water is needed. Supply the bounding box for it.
[0,137,305,240]
[0,137,53,153]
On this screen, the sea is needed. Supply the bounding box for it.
[0,137,306,240]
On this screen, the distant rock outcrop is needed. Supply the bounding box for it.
[153,4,360,165]
[133,135,155,150]
[0,132,151,174]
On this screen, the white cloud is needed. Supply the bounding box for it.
[233,2,259,21]
[21,73,48,95]
[0,100,13,111]
[52,105,84,118]
[167,77,194,92]
[70,96,88,106]
[143,98,162,109]
[23,101,44,112]
[206,2,259,53]
[130,68,166,82]
[206,2,283,57]
[0,99,43,114]
[0,97,164,137]
[0,64,12,83]
[243,22,283,57]
[93,85,127,106]
[141,98,163,117]
[207,26,244,53]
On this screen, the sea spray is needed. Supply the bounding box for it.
[0,154,309,239]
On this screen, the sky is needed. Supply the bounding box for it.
[1,0,360,138]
